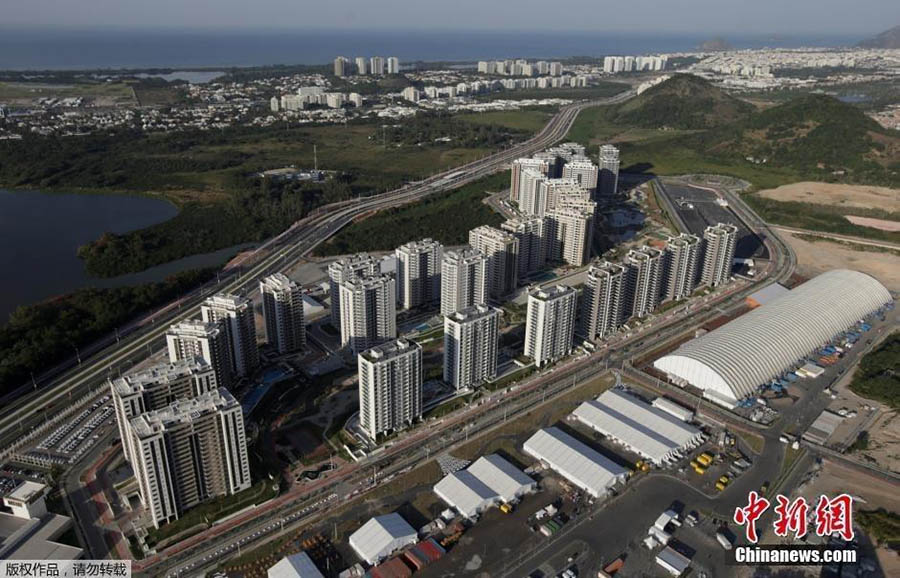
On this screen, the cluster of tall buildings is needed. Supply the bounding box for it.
[504,143,621,270]
[334,56,400,77]
[603,55,668,73]
[112,274,306,528]
[477,59,564,77]
[580,224,737,341]
[270,87,363,112]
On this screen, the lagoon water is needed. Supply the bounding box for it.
[0,189,247,323]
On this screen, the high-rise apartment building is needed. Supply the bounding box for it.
[166,320,233,389]
[623,246,664,319]
[339,273,397,353]
[387,57,400,74]
[549,62,563,76]
[358,339,423,440]
[700,223,738,288]
[545,205,595,267]
[598,145,620,196]
[516,167,548,213]
[396,238,442,310]
[440,247,488,316]
[580,261,626,340]
[260,273,306,354]
[562,160,599,192]
[509,158,550,203]
[201,294,259,378]
[443,304,500,391]
[328,253,379,326]
[355,57,368,75]
[333,56,349,77]
[468,226,519,298]
[111,358,218,464]
[538,178,585,215]
[369,56,385,75]
[663,234,702,301]
[127,388,251,528]
[501,216,547,276]
[525,285,578,367]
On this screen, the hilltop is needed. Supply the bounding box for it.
[858,25,900,49]
[689,94,900,182]
[612,74,754,130]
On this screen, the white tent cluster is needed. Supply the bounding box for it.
[573,389,703,466]
[348,513,417,565]
[267,552,324,578]
[523,427,628,498]
[434,454,537,519]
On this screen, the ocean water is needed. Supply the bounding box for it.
[0,28,861,71]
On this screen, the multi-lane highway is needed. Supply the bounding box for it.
[0,89,634,455]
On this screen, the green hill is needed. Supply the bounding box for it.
[689,94,900,182]
[612,74,754,130]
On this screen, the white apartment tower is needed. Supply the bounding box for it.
[260,273,306,354]
[443,304,501,391]
[623,246,664,319]
[355,57,368,75]
[510,158,550,203]
[334,56,349,77]
[387,57,400,74]
[369,56,385,75]
[127,388,250,528]
[516,168,548,214]
[396,238,442,310]
[546,205,595,267]
[580,261,626,340]
[110,358,217,464]
[562,160,599,192]
[663,234,702,301]
[701,223,738,287]
[524,285,578,367]
[339,273,397,353]
[166,320,233,389]
[440,247,488,316]
[598,145,620,196]
[201,294,259,378]
[328,253,379,326]
[501,216,547,276]
[468,226,519,298]
[358,339,423,440]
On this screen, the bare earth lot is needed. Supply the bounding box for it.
[757,182,900,212]
[846,215,900,232]
[782,231,900,292]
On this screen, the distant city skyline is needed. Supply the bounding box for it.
[3,1,897,36]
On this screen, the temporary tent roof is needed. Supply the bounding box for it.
[268,552,324,578]
[466,454,536,502]
[523,427,627,498]
[348,513,417,566]
[433,454,536,518]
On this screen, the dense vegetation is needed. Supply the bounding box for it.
[383,112,531,147]
[0,269,213,396]
[77,176,356,276]
[612,74,754,129]
[858,508,900,550]
[314,171,508,256]
[848,331,900,409]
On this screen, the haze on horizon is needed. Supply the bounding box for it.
[4,0,898,37]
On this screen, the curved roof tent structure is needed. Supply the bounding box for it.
[654,270,891,405]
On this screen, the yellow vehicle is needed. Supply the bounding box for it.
[500,503,513,514]
[715,481,727,491]
[718,475,730,485]
[693,464,706,475]
[690,460,700,469]
[634,460,650,472]
[697,453,713,467]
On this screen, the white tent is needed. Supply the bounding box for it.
[268,552,324,578]
[573,389,703,465]
[348,513,417,565]
[434,470,498,519]
[523,427,627,498]
[467,454,537,502]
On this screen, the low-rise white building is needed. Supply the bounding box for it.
[523,427,627,498]
[348,513,417,565]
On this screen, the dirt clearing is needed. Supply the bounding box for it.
[846,215,900,232]
[782,231,900,292]
[757,182,900,212]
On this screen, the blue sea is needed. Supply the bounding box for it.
[0,28,862,71]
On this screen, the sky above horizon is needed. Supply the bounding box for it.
[4,1,898,36]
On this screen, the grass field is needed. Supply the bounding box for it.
[457,109,553,133]
[475,82,629,103]
[0,81,136,104]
